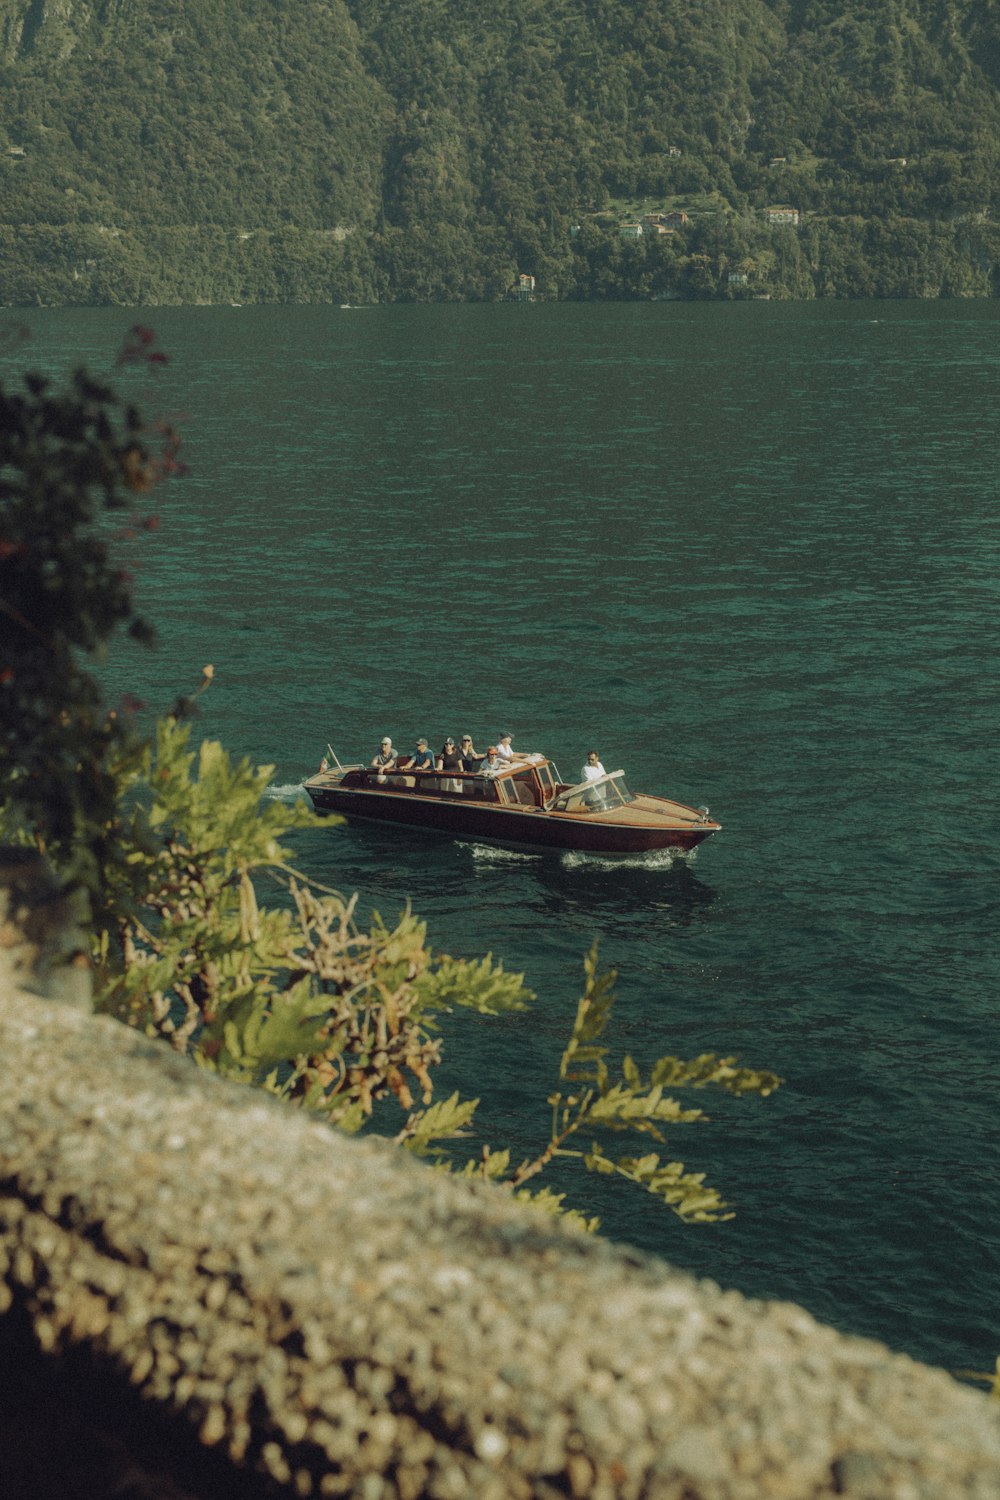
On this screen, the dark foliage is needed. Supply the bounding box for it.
[0,330,170,902]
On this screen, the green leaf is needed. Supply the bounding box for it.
[559,942,618,1083]
[622,1054,641,1090]
[649,1051,782,1097]
[511,1185,600,1233]
[452,1145,513,1182]
[401,1092,479,1155]
[327,1099,368,1135]
[413,952,533,1016]
[210,977,329,1083]
[585,1143,734,1223]
[585,1081,706,1133]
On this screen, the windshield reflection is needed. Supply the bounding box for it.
[552,771,635,813]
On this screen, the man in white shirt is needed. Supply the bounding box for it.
[581,749,607,807]
[581,749,605,782]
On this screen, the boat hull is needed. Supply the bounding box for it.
[304,780,717,855]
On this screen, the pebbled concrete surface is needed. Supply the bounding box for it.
[1,984,999,1499]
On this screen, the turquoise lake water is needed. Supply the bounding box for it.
[5,300,998,1376]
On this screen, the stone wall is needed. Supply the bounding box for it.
[1,980,999,1499]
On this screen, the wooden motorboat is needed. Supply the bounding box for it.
[303,749,720,856]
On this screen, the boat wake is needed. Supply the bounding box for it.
[559,846,692,872]
[457,842,693,871]
[460,841,543,864]
[264,782,309,803]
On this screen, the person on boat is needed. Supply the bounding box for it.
[437,737,463,793]
[479,746,503,777]
[582,749,606,782]
[371,737,397,772]
[581,749,607,806]
[458,735,485,772]
[496,732,514,761]
[409,736,434,771]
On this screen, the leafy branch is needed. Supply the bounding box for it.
[454,943,781,1225]
[96,716,532,1144]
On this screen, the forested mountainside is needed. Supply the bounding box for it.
[2,0,1000,304]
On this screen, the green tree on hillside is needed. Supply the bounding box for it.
[1,0,999,302]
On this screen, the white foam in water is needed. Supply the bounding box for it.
[459,842,690,870]
[460,842,542,864]
[559,846,690,872]
[264,783,309,802]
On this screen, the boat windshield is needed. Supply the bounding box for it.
[550,771,635,813]
[535,763,558,799]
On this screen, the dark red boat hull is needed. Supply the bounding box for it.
[305,781,716,854]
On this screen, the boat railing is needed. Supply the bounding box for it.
[357,766,505,801]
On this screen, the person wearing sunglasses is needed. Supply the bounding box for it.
[409,736,435,771]
[479,746,503,778]
[458,734,485,773]
[437,736,463,793]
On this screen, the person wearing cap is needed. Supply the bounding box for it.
[496,732,514,761]
[409,736,434,771]
[370,737,397,771]
[479,746,503,778]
